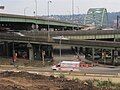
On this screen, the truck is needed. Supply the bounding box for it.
[51,61,81,71]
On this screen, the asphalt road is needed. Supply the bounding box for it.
[0,65,120,75]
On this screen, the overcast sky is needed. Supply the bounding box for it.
[0,0,120,16]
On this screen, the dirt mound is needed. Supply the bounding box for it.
[0,71,114,90]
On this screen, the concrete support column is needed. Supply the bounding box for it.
[6,42,9,58]
[27,43,33,60]
[114,33,116,42]
[102,49,106,64]
[113,48,118,65]
[29,48,33,61]
[62,27,64,31]
[111,49,113,60]
[77,46,79,55]
[92,47,95,61]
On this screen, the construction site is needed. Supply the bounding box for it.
[0,1,120,89]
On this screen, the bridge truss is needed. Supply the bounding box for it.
[84,8,108,29]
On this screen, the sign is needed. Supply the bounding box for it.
[0,6,4,9]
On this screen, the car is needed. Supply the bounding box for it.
[87,54,101,60]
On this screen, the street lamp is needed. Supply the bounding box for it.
[24,7,29,30]
[34,0,37,17]
[34,0,38,30]
[47,0,52,41]
[0,6,4,9]
[24,7,29,17]
[72,0,74,30]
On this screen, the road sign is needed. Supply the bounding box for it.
[0,6,4,9]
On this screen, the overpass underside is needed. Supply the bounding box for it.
[0,13,79,31]
[0,22,75,31]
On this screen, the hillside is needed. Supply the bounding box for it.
[48,12,120,27]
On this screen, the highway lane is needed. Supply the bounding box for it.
[0,65,119,75]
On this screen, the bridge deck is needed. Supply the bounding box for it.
[0,31,120,48]
[0,13,78,27]
[21,30,120,40]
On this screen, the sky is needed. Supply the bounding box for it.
[0,0,120,16]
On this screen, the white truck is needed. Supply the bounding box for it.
[51,61,81,71]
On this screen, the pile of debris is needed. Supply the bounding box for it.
[0,71,117,90]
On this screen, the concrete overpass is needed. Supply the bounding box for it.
[0,13,79,30]
[22,30,120,41]
[0,30,120,65]
[1,30,120,49]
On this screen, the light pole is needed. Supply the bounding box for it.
[24,7,29,30]
[72,0,74,30]
[24,7,29,17]
[34,0,38,30]
[47,0,52,41]
[0,6,4,9]
[34,0,37,18]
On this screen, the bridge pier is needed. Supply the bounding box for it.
[29,48,33,60]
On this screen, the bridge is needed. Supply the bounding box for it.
[0,30,120,65]
[84,8,108,29]
[0,31,120,48]
[0,13,79,30]
[21,29,120,41]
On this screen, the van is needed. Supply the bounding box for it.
[51,61,80,71]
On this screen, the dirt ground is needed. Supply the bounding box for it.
[0,71,115,90]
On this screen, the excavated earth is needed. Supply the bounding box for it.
[0,71,113,90]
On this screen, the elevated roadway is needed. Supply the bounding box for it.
[0,13,78,30]
[22,29,120,40]
[0,31,120,49]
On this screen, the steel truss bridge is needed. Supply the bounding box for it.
[84,8,108,29]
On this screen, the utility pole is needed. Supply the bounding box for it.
[0,6,4,9]
[24,7,29,30]
[72,0,74,30]
[34,0,38,30]
[47,0,52,41]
